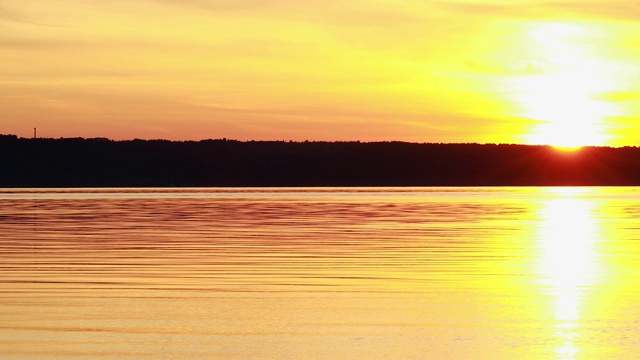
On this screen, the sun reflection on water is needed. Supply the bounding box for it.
[537,190,601,359]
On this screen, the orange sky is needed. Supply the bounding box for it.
[2,0,640,146]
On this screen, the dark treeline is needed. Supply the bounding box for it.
[2,134,640,187]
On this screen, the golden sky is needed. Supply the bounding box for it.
[2,0,640,146]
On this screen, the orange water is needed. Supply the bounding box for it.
[1,187,640,359]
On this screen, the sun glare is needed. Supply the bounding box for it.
[512,23,618,148]
[537,190,602,359]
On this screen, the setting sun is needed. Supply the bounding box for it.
[514,22,618,148]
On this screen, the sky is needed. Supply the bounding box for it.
[2,0,640,146]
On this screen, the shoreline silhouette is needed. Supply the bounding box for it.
[2,134,640,187]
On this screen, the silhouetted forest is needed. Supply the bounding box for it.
[2,134,640,187]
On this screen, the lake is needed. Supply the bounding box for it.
[1,187,640,359]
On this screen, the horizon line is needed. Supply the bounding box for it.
[2,133,637,149]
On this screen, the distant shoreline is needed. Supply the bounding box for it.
[2,135,640,187]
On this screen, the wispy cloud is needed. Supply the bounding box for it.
[144,0,287,12]
[141,0,425,29]
[0,2,57,26]
[436,0,640,21]
[0,37,87,49]
[545,0,640,21]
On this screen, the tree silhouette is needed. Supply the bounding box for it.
[1,135,640,187]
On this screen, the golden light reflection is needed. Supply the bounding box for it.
[537,189,602,359]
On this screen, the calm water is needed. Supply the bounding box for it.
[2,187,640,359]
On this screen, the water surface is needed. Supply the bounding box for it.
[2,187,640,359]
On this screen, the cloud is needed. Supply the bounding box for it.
[145,0,286,12]
[435,0,640,21]
[0,37,86,49]
[0,2,56,26]
[134,0,424,29]
[599,91,640,103]
[464,58,559,76]
[0,4,30,23]
[0,3,20,21]
[546,0,640,21]
[0,34,162,51]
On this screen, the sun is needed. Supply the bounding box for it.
[510,23,618,148]
[520,69,613,149]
